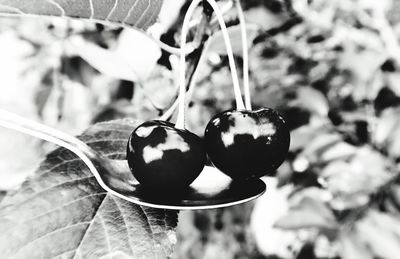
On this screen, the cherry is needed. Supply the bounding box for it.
[127,120,206,191]
[204,108,290,180]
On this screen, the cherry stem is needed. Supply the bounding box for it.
[235,0,252,110]
[176,0,245,129]
[207,0,245,111]
[175,0,203,130]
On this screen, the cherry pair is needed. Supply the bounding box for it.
[126,107,290,191]
[126,0,290,192]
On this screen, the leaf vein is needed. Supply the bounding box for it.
[21,192,107,224]
[123,0,140,23]
[106,0,119,20]
[88,0,94,19]
[133,0,151,27]
[73,194,110,259]
[0,4,25,14]
[46,0,65,16]
[8,175,96,209]
[11,221,91,258]
[110,196,135,255]
[98,213,113,255]
[139,206,162,258]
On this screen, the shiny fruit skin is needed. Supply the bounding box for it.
[204,108,290,180]
[127,120,206,191]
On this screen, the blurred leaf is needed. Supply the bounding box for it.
[158,0,185,30]
[275,196,337,230]
[207,24,259,56]
[40,79,95,135]
[0,119,178,258]
[320,142,357,162]
[0,0,162,30]
[67,37,138,81]
[322,147,391,210]
[0,128,42,191]
[300,132,341,161]
[373,108,400,157]
[289,122,327,151]
[355,211,400,259]
[93,99,157,123]
[373,108,399,145]
[115,29,161,79]
[245,6,287,30]
[251,179,299,258]
[290,87,329,116]
[141,66,176,109]
[340,232,374,259]
[68,29,161,82]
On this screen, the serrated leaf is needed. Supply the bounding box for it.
[0,119,178,259]
[0,0,163,30]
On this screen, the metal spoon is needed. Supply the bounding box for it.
[0,109,265,210]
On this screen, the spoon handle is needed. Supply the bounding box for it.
[0,109,123,193]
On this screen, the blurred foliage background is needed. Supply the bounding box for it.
[1,0,400,258]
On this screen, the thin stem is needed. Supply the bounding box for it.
[186,40,211,103]
[161,21,210,122]
[175,0,203,130]
[235,0,252,110]
[176,0,246,129]
[159,98,179,121]
[206,0,245,110]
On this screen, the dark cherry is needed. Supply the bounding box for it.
[127,120,206,191]
[204,108,290,180]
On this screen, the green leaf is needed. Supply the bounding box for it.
[0,0,163,30]
[0,119,178,259]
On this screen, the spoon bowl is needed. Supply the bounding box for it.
[100,159,266,210]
